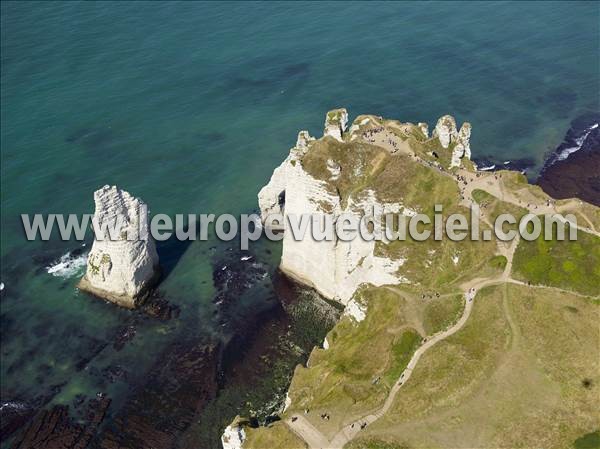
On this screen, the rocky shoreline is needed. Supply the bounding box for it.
[2,239,337,449]
[536,112,600,206]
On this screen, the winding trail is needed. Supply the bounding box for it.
[286,274,501,449]
[283,130,598,448]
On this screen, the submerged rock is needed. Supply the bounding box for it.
[78,185,160,308]
[96,341,219,449]
[0,401,36,441]
[10,397,111,449]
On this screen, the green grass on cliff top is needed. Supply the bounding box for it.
[284,287,420,432]
[512,222,600,297]
[361,284,599,449]
[384,329,421,384]
[301,134,500,290]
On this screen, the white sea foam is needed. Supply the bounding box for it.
[556,123,599,162]
[479,164,496,171]
[47,251,88,279]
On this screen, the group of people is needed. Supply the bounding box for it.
[456,173,474,201]
[361,126,385,143]
[421,291,441,300]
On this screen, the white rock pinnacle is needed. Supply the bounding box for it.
[432,115,472,168]
[78,185,159,308]
[324,108,348,141]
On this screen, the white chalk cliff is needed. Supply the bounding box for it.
[258,109,473,305]
[221,422,246,449]
[78,185,159,308]
[258,110,409,304]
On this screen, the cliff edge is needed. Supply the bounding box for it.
[258,109,473,303]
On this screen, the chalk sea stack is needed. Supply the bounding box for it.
[78,185,159,308]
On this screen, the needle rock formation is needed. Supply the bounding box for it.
[78,185,159,308]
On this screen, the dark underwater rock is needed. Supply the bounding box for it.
[95,341,219,449]
[0,401,35,441]
[10,397,110,449]
[537,113,600,206]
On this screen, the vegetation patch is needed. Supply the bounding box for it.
[471,188,528,224]
[300,138,388,207]
[574,430,600,449]
[422,294,464,335]
[361,284,599,448]
[244,421,308,449]
[488,255,507,271]
[347,437,410,449]
[285,287,416,429]
[384,329,421,384]
[512,224,600,296]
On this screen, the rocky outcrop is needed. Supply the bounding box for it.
[458,123,472,159]
[78,185,159,308]
[221,419,246,449]
[432,115,472,168]
[451,122,472,168]
[296,130,315,150]
[10,397,111,449]
[417,122,429,139]
[433,115,457,149]
[323,108,348,141]
[258,110,476,304]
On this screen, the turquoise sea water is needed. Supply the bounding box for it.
[1,1,599,446]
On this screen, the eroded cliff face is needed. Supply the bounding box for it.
[258,109,471,304]
[78,185,159,308]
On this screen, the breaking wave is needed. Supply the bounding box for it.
[46,250,88,279]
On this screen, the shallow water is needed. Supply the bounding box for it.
[1,1,598,447]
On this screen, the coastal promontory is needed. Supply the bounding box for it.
[241,109,600,449]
